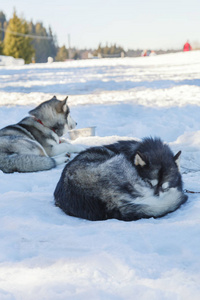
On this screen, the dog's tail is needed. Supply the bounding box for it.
[0,153,57,173]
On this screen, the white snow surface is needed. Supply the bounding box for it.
[0,51,200,300]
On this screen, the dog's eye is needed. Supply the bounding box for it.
[162,182,169,189]
[147,179,158,188]
[162,182,169,191]
[150,179,158,187]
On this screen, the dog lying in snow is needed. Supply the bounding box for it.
[0,95,84,173]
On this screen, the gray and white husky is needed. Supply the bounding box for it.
[54,137,188,221]
[0,95,84,173]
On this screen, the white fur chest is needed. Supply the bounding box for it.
[133,187,183,217]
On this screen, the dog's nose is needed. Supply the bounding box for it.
[154,190,159,197]
[154,186,160,197]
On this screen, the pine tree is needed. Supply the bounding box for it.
[0,11,7,54]
[30,22,57,63]
[103,43,109,55]
[0,40,3,55]
[0,11,6,41]
[3,10,35,63]
[48,26,57,59]
[93,43,125,57]
[55,45,68,61]
[97,43,102,54]
[0,24,2,50]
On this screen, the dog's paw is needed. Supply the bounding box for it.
[54,155,70,165]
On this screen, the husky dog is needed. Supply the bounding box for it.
[54,137,188,221]
[0,96,84,173]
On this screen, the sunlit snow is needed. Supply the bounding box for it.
[0,51,200,300]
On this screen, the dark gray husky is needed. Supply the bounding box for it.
[0,96,84,173]
[54,137,188,221]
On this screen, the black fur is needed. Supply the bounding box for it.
[54,137,188,221]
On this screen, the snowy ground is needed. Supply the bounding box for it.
[0,51,200,300]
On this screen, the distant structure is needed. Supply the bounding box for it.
[183,41,192,51]
[80,51,94,59]
[149,50,156,56]
[47,56,54,63]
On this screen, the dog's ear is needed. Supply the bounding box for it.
[174,150,181,168]
[56,96,69,113]
[134,151,147,167]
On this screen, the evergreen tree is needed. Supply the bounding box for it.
[97,43,102,54]
[3,10,34,63]
[93,43,102,56]
[30,22,57,63]
[103,43,109,55]
[0,11,7,54]
[0,40,3,55]
[48,26,57,58]
[93,43,125,57]
[55,45,68,61]
[72,51,80,60]
[0,11,6,41]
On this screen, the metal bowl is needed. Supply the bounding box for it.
[68,126,96,140]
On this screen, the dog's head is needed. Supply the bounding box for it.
[132,137,183,196]
[29,96,77,136]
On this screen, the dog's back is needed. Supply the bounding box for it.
[54,138,188,221]
[54,146,116,220]
[0,134,56,173]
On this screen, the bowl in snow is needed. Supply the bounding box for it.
[68,126,96,140]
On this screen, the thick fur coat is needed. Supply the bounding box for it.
[54,138,188,221]
[0,96,84,173]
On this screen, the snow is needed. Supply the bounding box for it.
[0,51,200,300]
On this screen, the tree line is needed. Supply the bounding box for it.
[0,10,128,64]
[1,10,183,63]
[0,10,69,63]
[93,43,125,57]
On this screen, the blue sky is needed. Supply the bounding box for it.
[1,0,200,50]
